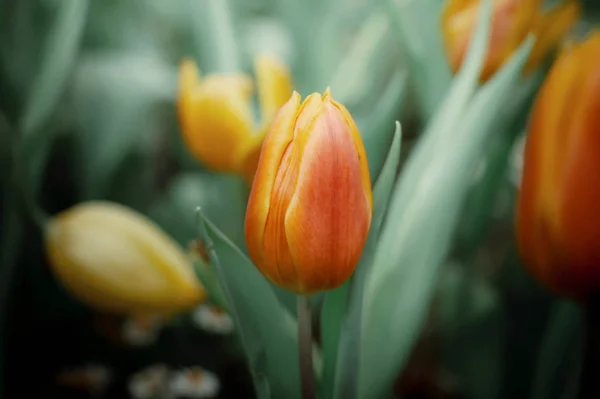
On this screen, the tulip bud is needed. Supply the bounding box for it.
[177,56,293,180]
[516,31,600,300]
[441,0,580,81]
[245,89,373,294]
[46,202,205,314]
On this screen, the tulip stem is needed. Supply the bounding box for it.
[297,295,315,399]
[576,302,600,399]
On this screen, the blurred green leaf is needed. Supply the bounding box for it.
[332,123,402,399]
[360,72,406,180]
[530,301,581,399]
[20,0,89,137]
[455,73,542,255]
[382,0,451,119]
[149,172,247,249]
[330,12,391,109]
[189,0,240,73]
[198,211,301,399]
[71,51,175,199]
[358,7,536,397]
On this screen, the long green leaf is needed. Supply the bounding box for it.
[361,72,407,180]
[358,35,535,398]
[321,123,402,399]
[333,123,403,399]
[19,0,89,137]
[382,0,451,119]
[197,211,301,399]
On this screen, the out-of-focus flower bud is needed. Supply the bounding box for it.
[45,201,205,314]
[177,56,293,181]
[245,89,373,294]
[441,0,580,81]
[516,31,600,300]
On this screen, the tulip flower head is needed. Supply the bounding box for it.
[442,0,581,81]
[245,89,373,294]
[46,201,205,314]
[177,56,293,181]
[516,31,600,300]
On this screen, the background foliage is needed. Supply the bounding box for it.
[1,0,599,398]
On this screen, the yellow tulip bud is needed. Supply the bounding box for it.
[45,202,205,315]
[177,56,293,181]
[441,0,580,81]
[245,89,373,294]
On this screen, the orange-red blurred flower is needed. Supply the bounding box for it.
[245,89,373,294]
[177,56,293,181]
[441,0,580,81]
[516,31,600,300]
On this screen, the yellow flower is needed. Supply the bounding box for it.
[441,0,580,81]
[516,31,600,300]
[177,55,293,181]
[245,89,373,294]
[45,201,205,315]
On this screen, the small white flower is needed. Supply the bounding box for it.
[169,367,220,398]
[56,364,112,396]
[128,364,171,399]
[192,305,234,335]
[122,314,164,347]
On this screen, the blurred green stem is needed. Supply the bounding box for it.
[298,295,315,399]
[576,302,600,399]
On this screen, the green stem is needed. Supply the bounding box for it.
[297,295,315,399]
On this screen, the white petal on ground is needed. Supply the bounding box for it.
[192,305,234,335]
[128,364,172,399]
[169,367,220,398]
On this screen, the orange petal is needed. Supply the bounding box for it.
[245,92,301,282]
[285,99,372,294]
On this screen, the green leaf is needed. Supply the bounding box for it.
[358,32,535,399]
[360,73,407,180]
[382,0,451,119]
[197,211,301,399]
[330,12,391,110]
[530,301,581,399]
[189,0,240,73]
[332,123,402,399]
[149,173,247,249]
[455,73,543,255]
[19,0,89,137]
[191,257,229,312]
[71,51,175,199]
[370,122,403,235]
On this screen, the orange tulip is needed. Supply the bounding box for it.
[441,0,580,81]
[177,55,293,181]
[516,31,600,300]
[245,89,373,294]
